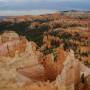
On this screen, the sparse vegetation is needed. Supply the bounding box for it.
[0,11,90,90]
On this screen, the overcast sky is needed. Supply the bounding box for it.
[0,0,89,4]
[0,0,90,16]
[0,0,89,2]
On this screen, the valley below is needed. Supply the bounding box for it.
[0,11,90,90]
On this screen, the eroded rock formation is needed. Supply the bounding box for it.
[0,31,89,90]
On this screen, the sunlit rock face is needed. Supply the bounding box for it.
[0,31,42,89]
[1,31,19,43]
[16,49,82,90]
[18,64,46,81]
[17,47,67,82]
[41,48,66,81]
[0,30,89,90]
[0,31,30,57]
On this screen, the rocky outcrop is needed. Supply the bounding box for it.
[0,31,89,90]
[17,48,66,81]
[14,49,81,90]
[0,31,42,90]
[0,31,29,57]
[1,31,19,43]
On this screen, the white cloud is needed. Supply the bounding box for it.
[0,10,57,16]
